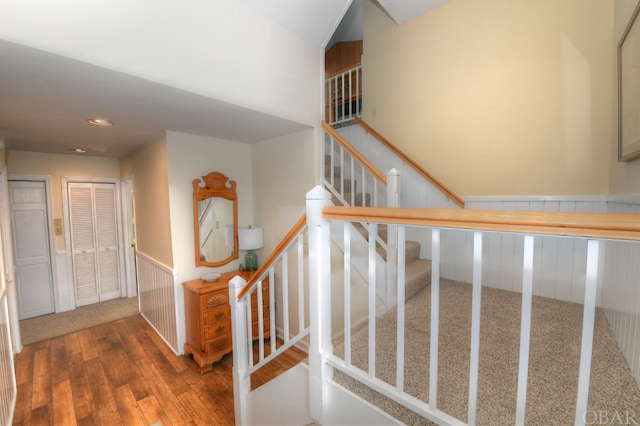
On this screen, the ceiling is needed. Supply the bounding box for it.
[0,0,446,159]
[0,39,312,158]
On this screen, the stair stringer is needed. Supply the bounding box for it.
[247,363,313,426]
[247,362,402,426]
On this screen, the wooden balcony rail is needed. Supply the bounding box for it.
[354,117,465,208]
[322,206,640,241]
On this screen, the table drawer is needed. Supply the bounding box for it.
[205,335,231,356]
[204,306,230,325]
[204,321,230,340]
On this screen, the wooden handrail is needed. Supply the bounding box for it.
[237,214,307,300]
[354,117,465,208]
[322,121,387,186]
[322,206,640,241]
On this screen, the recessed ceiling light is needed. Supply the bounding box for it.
[87,118,113,126]
[71,148,87,153]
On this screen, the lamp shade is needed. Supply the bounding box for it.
[238,226,263,251]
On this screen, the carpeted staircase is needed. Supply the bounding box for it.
[325,153,433,303]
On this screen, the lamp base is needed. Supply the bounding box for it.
[245,250,258,271]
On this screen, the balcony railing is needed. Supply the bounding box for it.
[325,64,362,126]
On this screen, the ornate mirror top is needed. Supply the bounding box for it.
[193,172,237,201]
[193,172,238,267]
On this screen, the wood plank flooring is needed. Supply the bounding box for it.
[12,314,308,425]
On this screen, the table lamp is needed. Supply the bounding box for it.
[238,226,263,271]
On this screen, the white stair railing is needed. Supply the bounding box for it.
[229,215,310,425]
[307,186,640,425]
[323,122,400,308]
[322,121,387,212]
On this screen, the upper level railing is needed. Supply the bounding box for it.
[306,186,640,425]
[325,64,362,126]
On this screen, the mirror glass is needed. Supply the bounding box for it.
[193,172,238,267]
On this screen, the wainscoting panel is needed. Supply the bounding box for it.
[602,198,640,384]
[433,196,609,305]
[136,252,179,354]
[0,294,16,426]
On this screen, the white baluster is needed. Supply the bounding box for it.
[229,274,250,426]
[306,185,332,424]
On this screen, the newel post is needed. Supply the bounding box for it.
[386,168,400,308]
[229,275,250,426]
[306,185,332,424]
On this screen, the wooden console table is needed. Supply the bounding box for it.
[183,270,270,373]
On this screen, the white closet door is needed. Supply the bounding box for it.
[10,181,55,319]
[68,182,120,306]
[94,184,120,301]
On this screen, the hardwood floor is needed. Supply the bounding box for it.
[12,314,308,425]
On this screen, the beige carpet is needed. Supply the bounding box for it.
[19,297,139,345]
[334,280,640,425]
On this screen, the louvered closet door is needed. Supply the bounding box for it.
[68,182,120,307]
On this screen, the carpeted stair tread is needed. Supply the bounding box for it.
[405,258,431,301]
[405,240,421,264]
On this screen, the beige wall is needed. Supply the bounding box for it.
[252,129,316,250]
[120,137,173,267]
[6,150,120,251]
[364,0,614,196]
[610,0,640,194]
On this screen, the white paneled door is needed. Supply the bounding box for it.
[68,182,120,307]
[10,180,55,319]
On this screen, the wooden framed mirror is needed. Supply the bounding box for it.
[193,172,238,267]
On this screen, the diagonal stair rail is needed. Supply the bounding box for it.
[337,117,464,210]
[354,117,464,208]
[322,120,387,209]
[230,214,310,425]
[323,120,404,307]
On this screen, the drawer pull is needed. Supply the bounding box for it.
[215,326,225,334]
[215,311,224,319]
[215,342,226,350]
